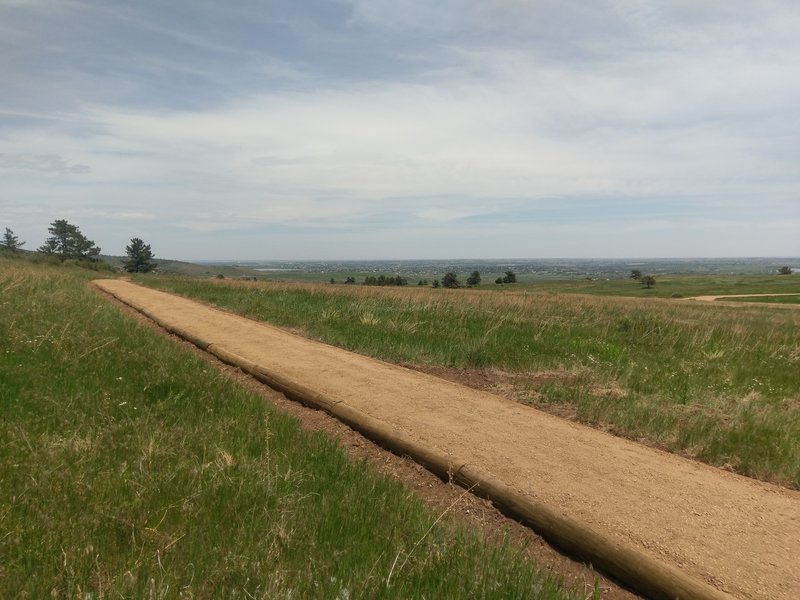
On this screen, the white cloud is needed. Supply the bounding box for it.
[1,0,798,259]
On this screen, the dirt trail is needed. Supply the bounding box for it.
[688,293,800,304]
[94,280,800,600]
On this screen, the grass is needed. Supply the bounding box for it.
[512,274,800,298]
[719,295,800,305]
[0,258,577,599]
[138,276,800,489]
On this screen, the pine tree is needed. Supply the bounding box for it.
[122,237,156,273]
[38,219,100,261]
[2,228,24,251]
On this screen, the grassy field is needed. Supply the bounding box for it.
[0,257,578,599]
[217,264,799,300]
[139,276,800,489]
[517,274,800,298]
[719,295,800,305]
[244,272,800,301]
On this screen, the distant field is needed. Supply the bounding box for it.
[0,257,576,599]
[718,295,800,305]
[209,268,800,300]
[140,276,800,488]
[519,274,800,298]
[159,258,799,297]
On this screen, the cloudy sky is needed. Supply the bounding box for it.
[2,0,798,260]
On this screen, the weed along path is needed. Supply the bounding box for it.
[94,280,799,600]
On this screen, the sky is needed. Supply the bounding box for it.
[1,0,798,261]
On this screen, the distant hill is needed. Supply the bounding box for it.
[100,255,263,279]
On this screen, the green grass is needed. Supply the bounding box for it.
[719,295,800,305]
[138,276,800,489]
[0,258,577,599]
[513,274,800,298]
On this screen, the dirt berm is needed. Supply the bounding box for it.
[94,280,800,600]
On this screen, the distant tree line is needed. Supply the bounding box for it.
[433,270,518,289]
[331,270,516,289]
[363,274,408,286]
[428,270,516,289]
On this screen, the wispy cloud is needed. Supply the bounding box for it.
[0,153,90,174]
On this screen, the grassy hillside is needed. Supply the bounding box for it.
[0,258,576,599]
[99,254,264,279]
[140,277,800,488]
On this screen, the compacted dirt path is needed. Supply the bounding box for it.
[94,280,800,600]
[688,293,800,305]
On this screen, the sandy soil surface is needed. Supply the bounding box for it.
[101,285,638,600]
[94,280,800,600]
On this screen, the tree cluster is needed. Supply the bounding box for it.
[3,220,158,275]
[495,270,517,284]
[778,265,793,275]
[429,270,516,288]
[363,274,408,286]
[466,271,481,287]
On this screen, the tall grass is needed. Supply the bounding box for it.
[0,259,576,599]
[141,277,800,488]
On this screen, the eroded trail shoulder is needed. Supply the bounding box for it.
[94,279,800,600]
